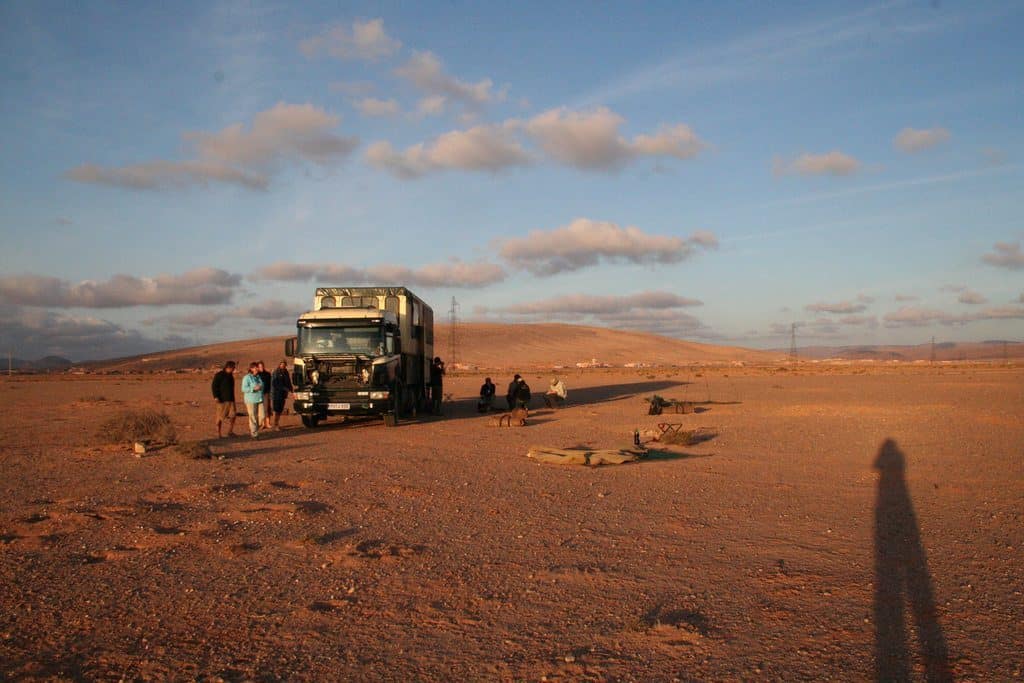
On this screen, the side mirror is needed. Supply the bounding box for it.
[284,337,296,357]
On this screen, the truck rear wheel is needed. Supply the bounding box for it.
[301,415,319,428]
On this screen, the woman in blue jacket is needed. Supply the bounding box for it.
[241,361,265,438]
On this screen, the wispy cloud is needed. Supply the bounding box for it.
[894,126,951,153]
[67,102,358,191]
[299,18,401,61]
[498,218,717,276]
[395,51,505,107]
[773,151,860,177]
[365,124,531,178]
[577,3,960,106]
[762,164,1021,208]
[982,241,1024,270]
[0,268,242,308]
[249,260,507,288]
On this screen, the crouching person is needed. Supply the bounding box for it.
[544,377,567,408]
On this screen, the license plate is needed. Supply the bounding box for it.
[327,402,350,410]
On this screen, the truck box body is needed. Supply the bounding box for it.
[288,286,433,426]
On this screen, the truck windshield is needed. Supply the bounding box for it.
[298,325,383,355]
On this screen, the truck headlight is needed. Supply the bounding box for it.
[294,391,311,400]
[310,370,320,384]
[369,391,389,400]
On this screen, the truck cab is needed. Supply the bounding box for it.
[287,287,432,427]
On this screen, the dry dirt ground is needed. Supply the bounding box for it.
[1,366,1021,681]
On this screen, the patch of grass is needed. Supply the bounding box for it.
[98,408,177,445]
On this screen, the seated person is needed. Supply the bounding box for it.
[544,377,567,408]
[478,377,496,412]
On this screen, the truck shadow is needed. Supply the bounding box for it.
[873,438,952,682]
[433,380,690,423]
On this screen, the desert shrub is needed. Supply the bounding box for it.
[79,395,107,403]
[98,409,177,445]
[171,440,212,459]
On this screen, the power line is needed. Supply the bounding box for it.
[447,296,459,367]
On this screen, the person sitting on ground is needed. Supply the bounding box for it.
[478,377,496,412]
[544,377,568,408]
[270,360,293,431]
[506,374,521,410]
[514,377,531,409]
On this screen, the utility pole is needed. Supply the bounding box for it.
[930,336,936,364]
[447,296,459,368]
[789,323,797,362]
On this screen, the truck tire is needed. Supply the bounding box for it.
[383,413,397,427]
[301,415,319,428]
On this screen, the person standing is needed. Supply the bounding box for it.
[241,362,265,439]
[506,374,521,410]
[429,356,446,415]
[478,377,496,412]
[211,361,237,438]
[257,361,273,430]
[271,360,294,431]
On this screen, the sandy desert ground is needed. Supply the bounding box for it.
[1,363,1022,681]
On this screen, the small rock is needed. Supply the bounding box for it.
[133,442,147,455]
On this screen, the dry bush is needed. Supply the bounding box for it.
[98,409,177,445]
[171,440,213,459]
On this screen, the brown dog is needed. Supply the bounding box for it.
[489,407,528,427]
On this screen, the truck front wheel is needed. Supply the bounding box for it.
[301,415,320,428]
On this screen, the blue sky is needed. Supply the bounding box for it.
[1,0,1022,360]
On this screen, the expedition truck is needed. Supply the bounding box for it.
[285,286,434,427]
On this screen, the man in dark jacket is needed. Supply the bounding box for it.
[429,356,445,415]
[211,360,237,438]
[506,374,521,410]
[515,378,531,409]
[270,360,294,431]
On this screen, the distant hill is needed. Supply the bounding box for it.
[6,355,74,372]
[792,341,1024,362]
[84,323,783,373]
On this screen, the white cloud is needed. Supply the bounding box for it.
[894,126,951,153]
[523,107,705,170]
[957,290,988,305]
[299,19,401,61]
[982,241,1024,270]
[773,151,860,176]
[67,102,357,191]
[395,51,502,106]
[499,218,717,276]
[357,97,400,118]
[0,306,169,361]
[496,291,702,316]
[838,315,879,328]
[329,80,376,96]
[365,124,531,178]
[0,268,242,308]
[884,305,1024,328]
[249,260,506,288]
[805,300,869,314]
[147,299,300,329]
[415,95,447,117]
